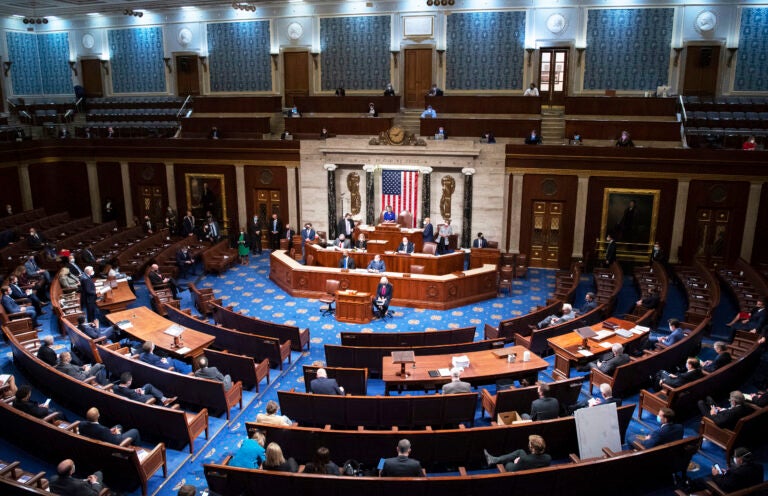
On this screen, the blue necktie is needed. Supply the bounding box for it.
[344,258,347,269]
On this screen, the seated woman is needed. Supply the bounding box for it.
[368,103,378,117]
[301,446,340,475]
[355,233,367,251]
[262,442,298,472]
[616,130,634,147]
[230,430,266,469]
[742,135,757,151]
[58,267,80,291]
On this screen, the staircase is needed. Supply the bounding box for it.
[394,109,422,137]
[540,106,565,144]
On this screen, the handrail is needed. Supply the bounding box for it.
[678,94,687,123]
[176,94,192,119]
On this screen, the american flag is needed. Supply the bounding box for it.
[381,170,419,227]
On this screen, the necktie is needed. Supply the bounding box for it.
[344,258,348,269]
[211,225,217,237]
[381,286,385,296]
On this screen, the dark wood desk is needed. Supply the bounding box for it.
[425,95,542,114]
[96,280,136,313]
[547,317,647,380]
[309,244,463,275]
[421,118,541,138]
[284,116,393,135]
[336,290,372,324]
[564,96,677,116]
[381,345,547,394]
[355,224,423,253]
[293,96,401,114]
[106,306,215,361]
[470,248,501,269]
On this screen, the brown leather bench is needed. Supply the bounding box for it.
[202,240,237,274]
[699,403,768,467]
[513,304,606,356]
[481,375,586,419]
[188,282,222,315]
[212,302,310,352]
[143,266,180,316]
[483,301,562,341]
[302,365,367,396]
[203,347,270,392]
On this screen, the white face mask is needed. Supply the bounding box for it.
[656,415,663,424]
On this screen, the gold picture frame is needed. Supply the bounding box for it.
[599,188,660,261]
[185,172,227,228]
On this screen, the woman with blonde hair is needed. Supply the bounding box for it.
[262,442,298,472]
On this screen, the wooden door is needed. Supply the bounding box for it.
[694,208,731,266]
[81,59,103,98]
[683,45,720,97]
[138,185,165,225]
[253,189,282,250]
[283,51,309,108]
[529,201,563,268]
[404,48,432,109]
[175,55,200,96]
[538,48,568,106]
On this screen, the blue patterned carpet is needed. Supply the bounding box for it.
[2,252,766,495]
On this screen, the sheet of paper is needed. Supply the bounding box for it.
[438,368,451,376]
[175,347,191,355]
[599,342,613,349]
[577,349,594,357]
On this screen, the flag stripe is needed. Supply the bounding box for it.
[381,170,419,227]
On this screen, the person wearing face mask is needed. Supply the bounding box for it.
[636,407,683,448]
[707,447,764,493]
[64,254,84,278]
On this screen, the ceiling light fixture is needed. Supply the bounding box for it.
[123,9,144,17]
[232,2,257,12]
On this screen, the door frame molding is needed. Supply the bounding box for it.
[680,40,726,97]
[535,43,573,104]
[281,46,312,104]
[79,56,108,98]
[171,51,204,97]
[401,44,435,109]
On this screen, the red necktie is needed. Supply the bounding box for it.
[381,286,385,296]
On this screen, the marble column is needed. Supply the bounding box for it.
[164,162,177,211]
[571,175,590,259]
[325,164,338,239]
[461,168,475,249]
[235,164,247,229]
[509,173,524,254]
[420,166,432,223]
[363,164,375,226]
[86,161,102,223]
[740,181,763,262]
[120,161,134,226]
[669,178,690,264]
[18,164,32,211]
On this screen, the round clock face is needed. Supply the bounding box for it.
[546,14,567,35]
[388,126,405,144]
[287,22,303,41]
[82,33,95,49]
[695,11,717,33]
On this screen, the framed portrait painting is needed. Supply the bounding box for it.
[600,188,660,258]
[185,173,227,227]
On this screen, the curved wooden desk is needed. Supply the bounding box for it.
[308,244,463,275]
[269,251,497,311]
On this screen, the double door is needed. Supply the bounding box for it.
[537,48,568,106]
[252,189,282,250]
[529,201,562,268]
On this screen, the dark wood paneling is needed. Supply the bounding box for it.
[294,96,401,114]
[425,96,541,114]
[243,166,289,222]
[192,96,282,113]
[29,161,91,219]
[564,97,677,116]
[283,51,309,107]
[0,166,22,212]
[421,118,540,138]
[180,117,271,137]
[97,162,124,226]
[285,117,393,135]
[404,48,432,109]
[128,162,167,225]
[174,163,236,231]
[682,46,720,98]
[565,119,680,141]
[519,174,578,268]
[681,180,750,265]
[584,177,677,262]
[752,182,768,265]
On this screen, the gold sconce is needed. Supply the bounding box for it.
[391,50,400,68]
[526,48,535,67]
[727,47,738,68]
[436,49,445,68]
[673,47,683,67]
[69,61,78,76]
[199,55,208,72]
[576,47,585,67]
[100,60,109,75]
[163,57,172,73]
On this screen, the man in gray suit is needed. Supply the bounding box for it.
[441,367,471,394]
[194,356,232,391]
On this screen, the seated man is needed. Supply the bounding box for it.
[396,236,414,254]
[139,341,174,370]
[484,434,551,472]
[727,298,766,332]
[524,129,542,145]
[707,447,764,493]
[656,357,703,389]
[8,275,44,315]
[636,407,683,448]
[77,315,116,342]
[536,303,576,329]
[588,342,630,375]
[635,286,660,311]
[367,254,386,273]
[338,250,355,270]
[702,341,732,372]
[37,335,58,366]
[644,318,686,350]
[522,383,560,421]
[24,254,51,286]
[50,459,104,496]
[332,234,352,250]
[26,227,48,251]
[55,351,109,385]
[148,263,184,300]
[380,439,423,477]
[13,385,53,419]
[310,368,344,395]
[113,372,173,404]
[698,391,752,430]
[441,368,471,394]
[420,105,437,119]
[194,356,232,391]
[79,407,140,446]
[176,246,196,279]
[576,292,597,315]
[472,232,488,248]
[372,276,393,319]
[1,285,38,326]
[568,383,621,413]
[255,400,292,426]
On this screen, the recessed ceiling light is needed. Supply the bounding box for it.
[86,12,101,16]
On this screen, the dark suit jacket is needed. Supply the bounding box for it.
[310,377,343,395]
[397,242,414,254]
[507,452,552,472]
[605,241,617,264]
[337,218,354,237]
[80,275,96,305]
[176,249,193,267]
[50,474,102,496]
[472,238,488,248]
[338,256,355,269]
[302,228,316,244]
[26,233,47,250]
[79,421,122,445]
[704,352,732,372]
[422,223,434,243]
[195,366,232,391]
[66,262,83,278]
[530,397,560,420]
[641,422,683,448]
[148,270,165,287]
[14,398,49,418]
[381,455,423,477]
[711,404,752,430]
[37,344,58,366]
[56,362,88,381]
[114,385,150,403]
[81,248,98,266]
[182,216,196,236]
[578,300,598,314]
[663,368,703,388]
[640,294,660,309]
[597,352,630,375]
[139,351,172,370]
[713,461,764,493]
[2,294,23,314]
[650,248,668,263]
[375,283,394,305]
